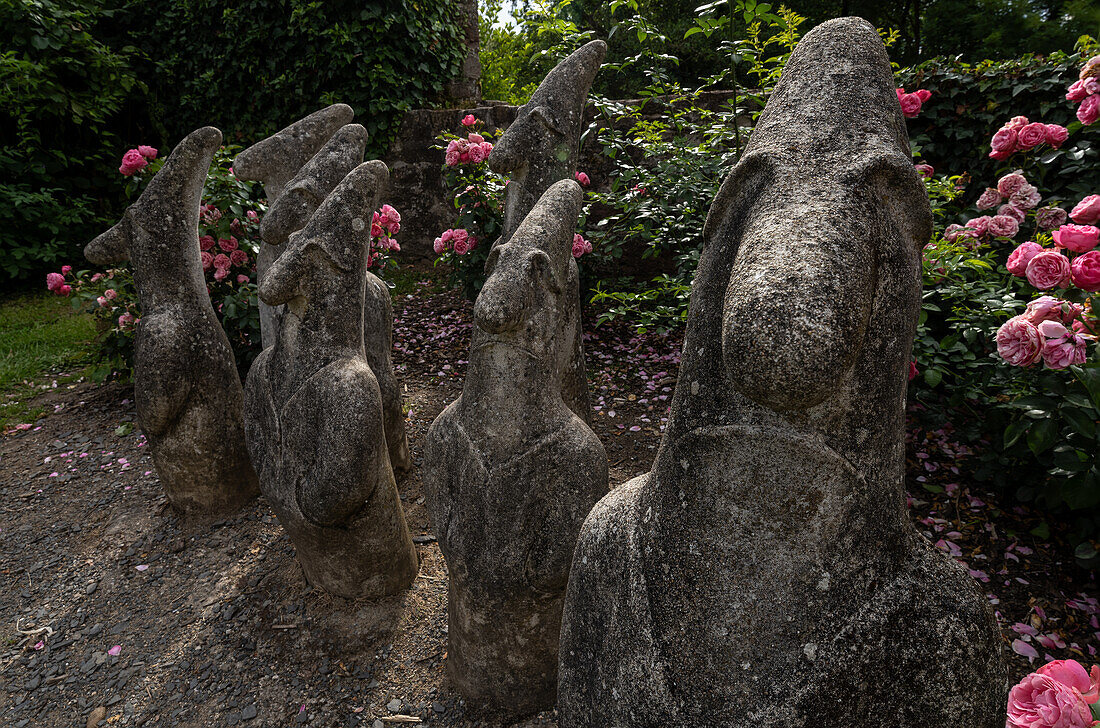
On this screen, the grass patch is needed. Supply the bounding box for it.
[0,291,95,429]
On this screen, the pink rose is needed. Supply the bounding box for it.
[219,236,238,252]
[118,312,134,327]
[1045,124,1069,149]
[200,204,221,225]
[977,188,1002,210]
[1053,224,1100,253]
[915,89,931,102]
[230,249,248,266]
[571,233,593,258]
[1038,321,1089,369]
[1078,94,1100,126]
[137,145,157,159]
[1071,195,1100,225]
[90,273,103,283]
[468,133,484,144]
[989,215,1020,238]
[200,251,214,271]
[452,237,470,255]
[908,361,918,381]
[61,265,71,274]
[944,224,979,243]
[997,316,1043,367]
[1024,296,1081,326]
[214,267,228,282]
[433,237,446,255]
[1026,250,1072,290]
[96,296,108,307]
[119,149,148,176]
[575,171,591,186]
[246,210,259,223]
[462,114,476,127]
[213,253,231,270]
[441,229,454,243]
[478,141,493,157]
[371,221,383,237]
[965,216,992,237]
[998,204,1027,223]
[1018,122,1048,149]
[199,235,215,251]
[1007,672,1094,728]
[57,284,71,296]
[237,274,249,284]
[990,128,1018,157]
[898,92,922,118]
[1068,80,1089,102]
[445,149,461,166]
[1038,660,1100,702]
[997,172,1028,197]
[104,288,117,300]
[1006,116,1030,130]
[1087,78,1100,95]
[1071,250,1100,291]
[1036,207,1068,230]
[46,272,65,292]
[230,218,244,236]
[468,144,486,163]
[387,221,401,235]
[380,204,400,223]
[1010,184,1041,210]
[1007,242,1044,276]
[452,229,469,246]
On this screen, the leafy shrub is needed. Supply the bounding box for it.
[0,0,145,280]
[479,0,538,104]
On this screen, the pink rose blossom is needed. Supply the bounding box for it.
[380,204,400,223]
[467,133,484,145]
[96,296,108,307]
[137,145,157,159]
[897,90,922,117]
[997,316,1043,367]
[998,172,1029,197]
[46,272,64,292]
[1037,660,1100,702]
[468,144,487,163]
[998,204,1027,223]
[90,272,103,283]
[214,267,228,282]
[1045,124,1069,149]
[462,114,476,127]
[104,288,117,300]
[370,221,383,237]
[237,274,249,284]
[1018,122,1048,149]
[571,233,593,258]
[944,224,978,243]
[1071,250,1100,291]
[452,237,470,255]
[1053,224,1100,253]
[1071,195,1100,225]
[1068,80,1089,102]
[1026,250,1072,290]
[199,235,215,251]
[1006,116,1030,130]
[965,216,991,237]
[200,204,221,225]
[433,237,446,255]
[976,188,1002,210]
[246,210,259,223]
[989,215,1020,238]
[1038,321,1089,369]
[990,128,1018,158]
[478,141,493,157]
[908,361,918,381]
[119,149,148,176]
[219,236,238,252]
[452,229,469,246]
[213,253,231,270]
[1078,94,1100,126]
[118,313,134,328]
[1036,207,1068,230]
[575,171,591,186]
[1007,242,1044,277]
[230,249,248,266]
[441,229,454,243]
[1010,184,1041,210]
[1087,78,1100,95]
[61,265,71,274]
[1006,672,1094,728]
[1024,296,1081,326]
[445,149,461,166]
[57,284,71,296]
[915,89,931,102]
[200,251,214,271]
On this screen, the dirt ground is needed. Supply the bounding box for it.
[2,281,1097,727]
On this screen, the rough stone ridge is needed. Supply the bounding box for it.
[558,17,1008,728]
[243,161,418,598]
[85,126,259,516]
[233,104,355,349]
[488,39,607,427]
[423,179,609,718]
[259,123,411,472]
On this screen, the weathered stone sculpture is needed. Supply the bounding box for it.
[259,123,411,472]
[233,104,354,349]
[243,161,418,598]
[85,126,259,515]
[558,18,1007,728]
[423,179,608,717]
[488,39,606,425]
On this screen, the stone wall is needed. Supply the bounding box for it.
[383,91,745,259]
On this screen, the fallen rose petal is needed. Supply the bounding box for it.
[1013,639,1040,659]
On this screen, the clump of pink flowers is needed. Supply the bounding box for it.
[1007,659,1100,728]
[572,233,593,258]
[434,228,477,256]
[446,133,494,167]
[988,116,1069,160]
[118,145,158,176]
[368,204,402,268]
[1066,55,1100,126]
[895,87,931,118]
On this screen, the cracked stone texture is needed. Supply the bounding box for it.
[423,180,609,718]
[233,104,355,349]
[243,161,418,598]
[488,39,607,428]
[558,18,1007,728]
[84,126,259,516]
[259,123,411,473]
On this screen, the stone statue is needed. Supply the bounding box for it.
[488,39,606,425]
[423,179,609,717]
[85,126,259,515]
[233,104,354,349]
[243,161,418,598]
[259,123,411,473]
[558,18,1007,728]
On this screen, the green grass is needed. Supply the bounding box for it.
[0,291,95,429]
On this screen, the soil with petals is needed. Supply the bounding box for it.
[1,273,1097,727]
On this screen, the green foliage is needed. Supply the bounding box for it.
[480,0,538,103]
[0,0,145,279]
[117,0,468,156]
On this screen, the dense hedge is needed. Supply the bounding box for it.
[899,49,1100,204]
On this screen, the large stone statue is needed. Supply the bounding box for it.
[423,179,609,717]
[259,123,411,472]
[558,18,1007,728]
[243,161,418,598]
[233,104,354,349]
[488,39,606,425]
[85,126,259,515]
